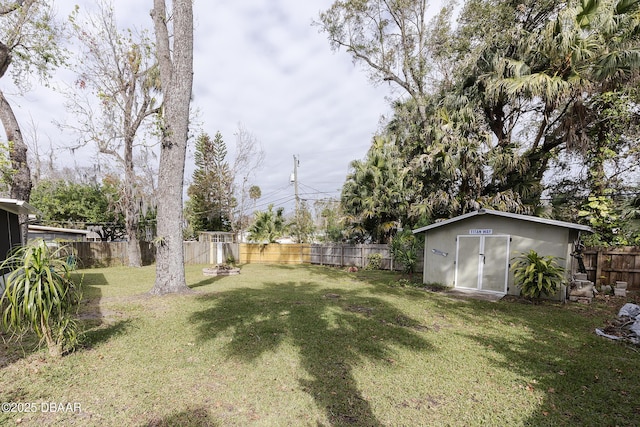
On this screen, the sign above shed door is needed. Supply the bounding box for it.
[455,235,510,293]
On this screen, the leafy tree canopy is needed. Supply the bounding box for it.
[319,0,640,243]
[29,178,120,226]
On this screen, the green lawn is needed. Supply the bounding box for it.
[1,264,639,426]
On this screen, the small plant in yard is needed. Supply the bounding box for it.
[225,254,236,266]
[391,230,420,277]
[365,253,382,270]
[511,250,565,301]
[0,240,83,358]
[391,277,426,288]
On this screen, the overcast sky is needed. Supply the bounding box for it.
[5,0,401,215]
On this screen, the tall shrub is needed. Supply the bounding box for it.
[391,230,420,277]
[0,240,83,357]
[511,250,565,301]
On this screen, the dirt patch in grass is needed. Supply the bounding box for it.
[397,394,443,410]
[344,305,374,316]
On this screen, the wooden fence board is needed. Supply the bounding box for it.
[63,241,425,274]
[240,244,311,264]
[310,244,423,272]
[67,241,237,268]
[582,247,640,290]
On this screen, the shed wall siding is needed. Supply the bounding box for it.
[423,215,575,300]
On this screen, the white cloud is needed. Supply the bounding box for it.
[4,0,394,215]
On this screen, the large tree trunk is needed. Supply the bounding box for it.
[149,0,193,295]
[124,162,142,267]
[124,129,142,267]
[0,89,32,243]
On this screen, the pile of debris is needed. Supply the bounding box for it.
[569,274,629,304]
[569,273,595,303]
[595,303,640,345]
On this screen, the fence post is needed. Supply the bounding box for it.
[595,248,604,287]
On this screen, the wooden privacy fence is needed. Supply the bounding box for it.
[239,243,311,264]
[312,244,388,269]
[183,241,239,265]
[64,241,422,272]
[582,247,640,291]
[310,244,424,272]
[67,241,238,268]
[67,241,152,268]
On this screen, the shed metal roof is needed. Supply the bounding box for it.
[412,208,593,234]
[0,198,39,216]
[28,225,91,235]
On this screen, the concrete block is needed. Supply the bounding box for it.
[614,288,627,297]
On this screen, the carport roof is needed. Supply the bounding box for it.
[412,208,593,234]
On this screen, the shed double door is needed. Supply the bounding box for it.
[455,235,509,293]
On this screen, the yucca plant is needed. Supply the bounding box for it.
[0,240,82,357]
[511,250,565,302]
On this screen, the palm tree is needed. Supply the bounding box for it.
[460,0,640,210]
[341,136,408,243]
[249,185,261,210]
[247,204,287,243]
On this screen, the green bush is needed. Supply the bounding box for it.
[391,230,420,277]
[0,240,83,357]
[365,253,382,270]
[511,250,565,301]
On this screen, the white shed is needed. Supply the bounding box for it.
[412,209,592,301]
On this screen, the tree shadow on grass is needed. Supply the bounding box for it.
[430,297,640,426]
[0,272,109,368]
[189,276,224,289]
[0,330,40,368]
[75,272,134,350]
[82,319,132,349]
[143,406,218,427]
[304,264,424,299]
[189,281,433,426]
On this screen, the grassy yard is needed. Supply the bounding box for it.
[1,263,639,426]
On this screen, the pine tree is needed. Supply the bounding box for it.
[186,132,235,235]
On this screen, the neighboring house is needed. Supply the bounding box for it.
[412,209,592,302]
[28,224,98,243]
[0,198,38,262]
[0,198,39,293]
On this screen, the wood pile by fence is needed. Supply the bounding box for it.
[582,247,640,291]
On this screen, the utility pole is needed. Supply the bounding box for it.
[293,155,300,215]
